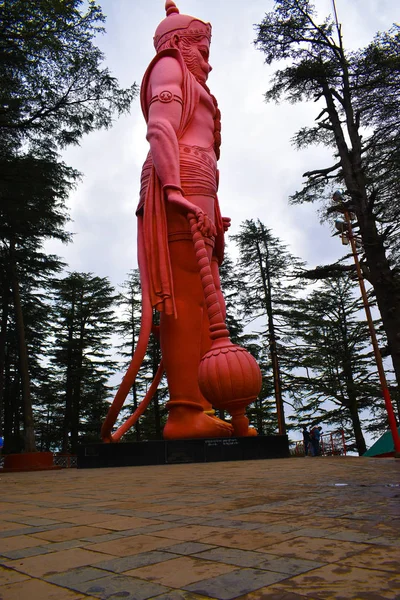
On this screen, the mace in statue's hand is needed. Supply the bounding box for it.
[164,187,216,238]
[195,209,216,238]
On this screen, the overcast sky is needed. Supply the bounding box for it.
[50,0,398,289]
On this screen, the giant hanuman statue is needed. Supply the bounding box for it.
[102,1,261,442]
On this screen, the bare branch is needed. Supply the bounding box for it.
[303,161,341,178]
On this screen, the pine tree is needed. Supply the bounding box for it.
[114,271,169,441]
[137,310,167,441]
[0,0,137,151]
[115,270,143,441]
[255,1,400,390]
[231,219,305,435]
[0,153,74,451]
[50,272,118,453]
[218,253,246,346]
[219,251,274,431]
[0,0,137,452]
[288,277,381,455]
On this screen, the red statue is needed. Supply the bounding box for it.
[101,0,261,442]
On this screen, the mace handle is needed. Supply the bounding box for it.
[187,212,229,341]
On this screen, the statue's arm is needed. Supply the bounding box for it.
[146,57,215,237]
[146,56,183,190]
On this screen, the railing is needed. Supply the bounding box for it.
[294,429,347,456]
[53,454,77,468]
[320,430,347,456]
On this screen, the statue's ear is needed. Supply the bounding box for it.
[170,34,180,48]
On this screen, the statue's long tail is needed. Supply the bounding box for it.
[101,221,163,442]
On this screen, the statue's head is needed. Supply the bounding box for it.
[154,1,211,51]
[154,1,212,83]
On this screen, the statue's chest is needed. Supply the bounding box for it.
[196,83,216,118]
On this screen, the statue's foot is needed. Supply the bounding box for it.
[246,427,258,437]
[231,424,258,437]
[231,414,258,437]
[209,412,258,437]
[163,400,233,440]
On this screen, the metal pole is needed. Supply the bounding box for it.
[342,209,400,455]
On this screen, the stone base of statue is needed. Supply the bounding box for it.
[77,435,290,469]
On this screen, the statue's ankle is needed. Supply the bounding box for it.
[166,400,204,413]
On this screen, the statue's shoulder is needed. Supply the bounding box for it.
[149,51,183,83]
[141,49,186,118]
[143,49,185,83]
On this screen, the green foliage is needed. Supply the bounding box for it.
[287,277,381,454]
[48,272,118,452]
[231,219,305,434]
[231,219,304,324]
[0,0,138,451]
[0,0,137,151]
[0,151,76,245]
[219,252,247,346]
[0,150,74,452]
[255,1,400,228]
[255,0,400,396]
[115,271,167,441]
[114,270,143,440]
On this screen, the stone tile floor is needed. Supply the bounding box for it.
[0,456,399,599]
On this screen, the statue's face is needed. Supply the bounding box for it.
[180,37,212,84]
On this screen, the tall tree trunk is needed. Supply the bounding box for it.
[9,239,36,452]
[71,305,84,454]
[257,396,264,435]
[131,319,140,441]
[152,317,162,439]
[0,281,10,440]
[323,79,400,400]
[3,348,15,452]
[347,394,367,456]
[257,226,286,434]
[62,290,76,453]
[343,354,367,455]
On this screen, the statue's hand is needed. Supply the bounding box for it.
[194,207,217,238]
[222,216,231,232]
[166,189,216,238]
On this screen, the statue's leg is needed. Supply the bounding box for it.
[161,236,232,439]
[161,236,208,407]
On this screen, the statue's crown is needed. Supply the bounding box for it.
[154,0,212,51]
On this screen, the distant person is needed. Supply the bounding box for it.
[311,426,322,456]
[302,426,310,456]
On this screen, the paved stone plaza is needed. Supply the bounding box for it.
[0,456,399,599]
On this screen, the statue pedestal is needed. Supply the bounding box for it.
[77,435,290,469]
